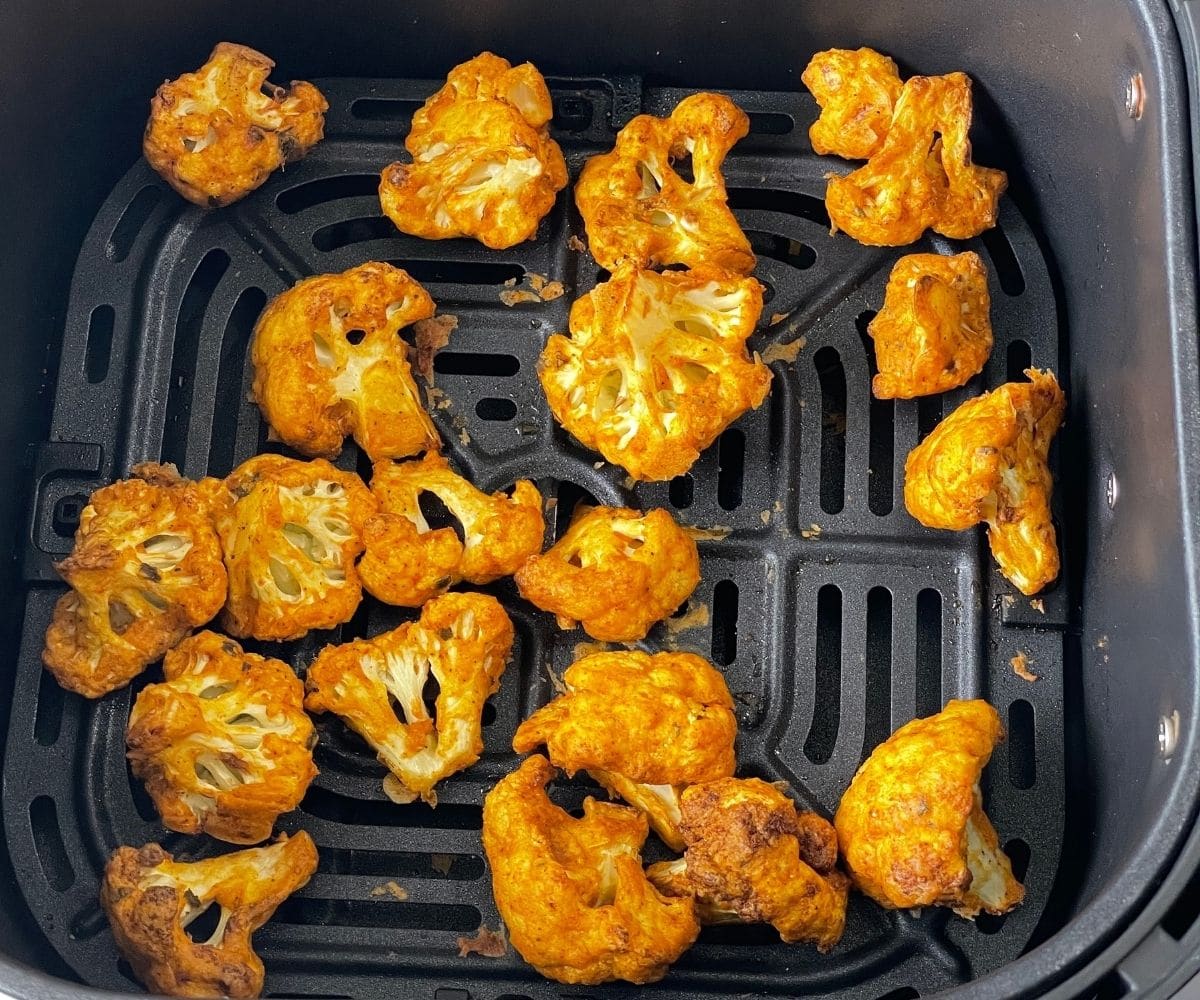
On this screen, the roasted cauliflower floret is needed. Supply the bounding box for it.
[358,452,544,607]
[575,92,754,273]
[515,506,700,642]
[218,455,376,640]
[144,42,327,207]
[869,251,993,399]
[540,265,770,481]
[305,592,514,803]
[904,369,1065,595]
[127,630,316,845]
[834,699,1024,917]
[250,262,440,461]
[826,72,1007,246]
[647,778,850,951]
[101,832,317,999]
[42,463,229,699]
[379,52,567,249]
[483,755,699,984]
[802,47,903,160]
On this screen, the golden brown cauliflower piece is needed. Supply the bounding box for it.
[904,369,1065,595]
[869,251,993,399]
[144,42,327,208]
[647,778,850,951]
[575,92,754,273]
[101,832,317,999]
[42,463,229,699]
[483,755,699,984]
[379,52,567,249]
[514,650,737,849]
[358,452,544,607]
[802,47,903,160]
[826,73,1007,246]
[250,262,440,461]
[539,265,770,481]
[305,592,513,803]
[834,699,1025,917]
[218,455,376,640]
[515,506,700,642]
[127,630,316,845]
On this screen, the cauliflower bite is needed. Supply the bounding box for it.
[869,251,993,399]
[513,650,737,849]
[514,506,700,642]
[305,592,513,803]
[101,832,317,999]
[379,52,567,249]
[127,630,317,845]
[539,265,770,481]
[144,42,327,208]
[802,48,903,160]
[904,369,1065,595]
[834,699,1024,917]
[250,262,440,461]
[219,455,376,640]
[826,73,1007,246]
[358,452,544,607]
[482,754,699,984]
[647,778,850,951]
[575,92,754,273]
[43,463,229,699]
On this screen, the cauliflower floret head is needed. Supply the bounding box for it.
[218,455,377,640]
[42,463,229,698]
[539,265,771,481]
[379,52,567,249]
[904,368,1065,595]
[126,630,317,845]
[482,754,699,984]
[515,505,700,642]
[802,47,903,160]
[143,42,327,207]
[305,592,514,803]
[101,832,317,999]
[250,262,440,461]
[358,452,545,607]
[513,649,736,850]
[834,699,1025,917]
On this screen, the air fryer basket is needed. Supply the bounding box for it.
[0,2,1198,999]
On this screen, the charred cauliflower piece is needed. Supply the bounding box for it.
[305,592,514,803]
[379,52,567,249]
[802,48,903,160]
[482,755,699,984]
[43,463,229,699]
[251,262,440,461]
[515,506,700,642]
[647,778,850,951]
[904,369,1065,595]
[219,455,376,640]
[575,92,754,273]
[835,699,1024,917]
[826,72,1007,246]
[127,630,316,845]
[540,265,770,481]
[101,832,317,999]
[144,42,327,208]
[869,251,993,399]
[358,452,544,606]
[514,650,736,849]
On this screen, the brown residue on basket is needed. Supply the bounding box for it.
[769,310,793,326]
[412,313,458,384]
[665,601,710,634]
[685,525,732,541]
[499,288,541,307]
[369,880,409,901]
[800,523,822,539]
[567,234,587,252]
[539,280,565,301]
[1010,651,1038,683]
[430,853,455,876]
[457,923,508,959]
[760,509,772,525]
[761,336,807,365]
[1030,598,1046,614]
[573,640,612,660]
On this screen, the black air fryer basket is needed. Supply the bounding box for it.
[1,2,1199,999]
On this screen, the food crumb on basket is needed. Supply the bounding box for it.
[665,601,710,634]
[1011,651,1038,682]
[412,313,458,384]
[369,880,409,900]
[567,234,587,252]
[1030,598,1045,614]
[457,923,508,959]
[800,523,822,539]
[761,336,807,364]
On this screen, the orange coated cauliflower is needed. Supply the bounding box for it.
[802,47,903,160]
[904,369,1065,595]
[834,699,1025,917]
[482,755,699,984]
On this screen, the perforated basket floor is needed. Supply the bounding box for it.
[4,75,1068,999]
